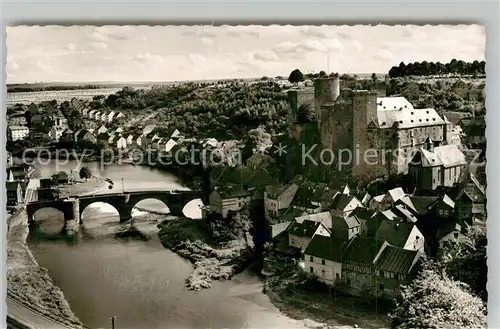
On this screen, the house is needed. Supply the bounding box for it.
[408,144,467,191]
[355,191,371,206]
[107,111,116,123]
[8,125,30,141]
[437,222,467,250]
[7,166,27,182]
[6,181,23,206]
[462,173,486,205]
[459,117,486,147]
[451,125,465,146]
[97,125,108,135]
[435,194,456,219]
[287,219,331,251]
[208,185,252,218]
[246,152,275,170]
[108,135,117,146]
[60,128,75,143]
[48,126,65,142]
[88,110,97,119]
[116,136,128,150]
[94,111,102,121]
[268,207,307,239]
[369,194,385,211]
[97,132,111,147]
[264,183,299,220]
[115,127,124,134]
[330,193,363,217]
[294,211,333,230]
[348,207,376,236]
[126,134,135,145]
[100,112,109,122]
[114,112,125,121]
[82,108,90,117]
[378,187,406,211]
[159,138,177,152]
[374,220,425,252]
[75,129,97,144]
[303,234,348,286]
[396,195,440,217]
[341,237,422,298]
[331,215,361,241]
[290,186,323,214]
[152,137,163,149]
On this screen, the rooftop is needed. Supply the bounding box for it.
[287,219,323,239]
[375,220,416,248]
[376,97,445,129]
[414,145,466,168]
[374,244,421,274]
[304,234,349,263]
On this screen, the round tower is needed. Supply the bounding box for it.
[314,76,340,103]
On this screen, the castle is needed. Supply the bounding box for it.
[288,76,454,182]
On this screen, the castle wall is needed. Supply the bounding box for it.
[287,88,314,123]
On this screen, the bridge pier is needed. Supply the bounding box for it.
[63,198,80,235]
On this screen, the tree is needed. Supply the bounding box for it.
[371,73,378,82]
[288,69,304,84]
[390,266,487,329]
[319,70,327,78]
[79,166,92,180]
[296,103,316,123]
[243,126,273,157]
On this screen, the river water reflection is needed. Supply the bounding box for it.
[27,160,309,329]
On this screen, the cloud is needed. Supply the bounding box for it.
[134,52,165,64]
[402,29,427,41]
[6,58,19,72]
[253,49,279,62]
[336,32,352,40]
[299,26,330,38]
[374,49,394,61]
[201,37,213,46]
[189,54,207,65]
[35,61,51,71]
[351,40,363,51]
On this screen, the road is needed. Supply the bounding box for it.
[6,297,76,329]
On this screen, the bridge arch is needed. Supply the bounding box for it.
[131,198,170,218]
[182,198,204,219]
[80,201,121,228]
[31,207,66,235]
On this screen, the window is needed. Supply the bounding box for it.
[321,269,326,277]
[310,267,314,273]
[310,256,314,262]
[336,273,340,280]
[322,259,326,265]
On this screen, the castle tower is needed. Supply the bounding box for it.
[443,115,453,145]
[314,76,340,124]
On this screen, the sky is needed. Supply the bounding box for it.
[6,24,485,84]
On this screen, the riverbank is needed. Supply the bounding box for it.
[262,249,390,329]
[158,217,254,291]
[6,209,85,328]
[57,176,109,198]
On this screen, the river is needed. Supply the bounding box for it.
[27,159,310,329]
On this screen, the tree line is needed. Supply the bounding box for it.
[389,59,486,78]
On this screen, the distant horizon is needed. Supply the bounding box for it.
[7,72,390,86]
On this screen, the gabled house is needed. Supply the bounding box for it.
[115,127,124,134]
[287,219,331,251]
[375,220,425,252]
[341,237,422,298]
[94,111,102,121]
[60,128,75,143]
[126,134,135,145]
[116,136,127,150]
[88,110,97,120]
[97,125,108,135]
[208,185,252,219]
[264,183,299,220]
[303,234,349,286]
[97,132,111,147]
[268,207,307,239]
[159,138,177,152]
[107,111,116,123]
[437,222,467,250]
[294,211,333,230]
[369,194,385,211]
[101,112,109,122]
[348,207,376,236]
[330,194,363,218]
[378,187,406,211]
[459,117,486,147]
[463,173,486,204]
[331,215,361,241]
[396,195,440,217]
[108,135,117,146]
[408,145,467,191]
[48,126,65,142]
[115,112,125,120]
[74,129,97,144]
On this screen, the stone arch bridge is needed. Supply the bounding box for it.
[26,189,208,229]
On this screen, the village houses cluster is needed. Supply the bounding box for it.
[204,76,486,298]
